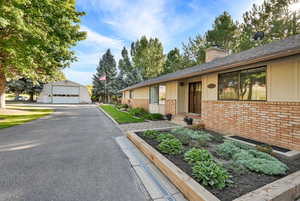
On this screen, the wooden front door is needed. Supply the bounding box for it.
[188,82,202,114]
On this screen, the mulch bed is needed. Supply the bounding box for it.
[136,130,300,201]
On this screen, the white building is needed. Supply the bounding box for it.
[37,80,91,104]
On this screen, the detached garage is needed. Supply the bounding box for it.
[37,80,91,104]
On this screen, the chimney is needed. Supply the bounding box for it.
[205,47,228,63]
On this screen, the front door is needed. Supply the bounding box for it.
[188,82,202,114]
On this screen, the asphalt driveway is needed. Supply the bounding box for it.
[0,105,148,201]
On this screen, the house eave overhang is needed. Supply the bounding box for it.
[120,49,300,92]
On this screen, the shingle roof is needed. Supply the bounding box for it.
[121,34,300,92]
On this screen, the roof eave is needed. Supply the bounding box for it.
[120,48,300,92]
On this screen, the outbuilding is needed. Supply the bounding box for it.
[37,80,91,104]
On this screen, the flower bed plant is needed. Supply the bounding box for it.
[136,127,300,201]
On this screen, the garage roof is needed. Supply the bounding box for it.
[121,34,300,92]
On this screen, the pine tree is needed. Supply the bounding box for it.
[163,48,184,74]
[92,49,117,103]
[206,11,238,51]
[237,0,299,51]
[182,35,209,67]
[117,47,142,90]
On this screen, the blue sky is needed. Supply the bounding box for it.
[64,0,264,85]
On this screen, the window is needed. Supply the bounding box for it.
[150,86,159,104]
[239,67,266,100]
[150,85,166,104]
[129,90,133,99]
[159,85,166,104]
[218,66,266,101]
[218,72,239,100]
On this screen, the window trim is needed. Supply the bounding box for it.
[149,84,166,105]
[218,66,267,101]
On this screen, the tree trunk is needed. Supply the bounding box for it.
[0,69,6,109]
[30,92,34,102]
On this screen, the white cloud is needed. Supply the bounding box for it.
[80,25,124,50]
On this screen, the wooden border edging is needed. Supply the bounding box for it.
[127,131,220,201]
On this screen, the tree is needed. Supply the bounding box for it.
[117,47,142,90]
[131,36,165,79]
[92,49,117,103]
[182,35,209,67]
[206,11,238,51]
[163,48,184,74]
[0,0,86,108]
[237,0,299,51]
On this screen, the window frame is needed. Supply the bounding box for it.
[149,84,166,105]
[129,90,133,99]
[218,66,267,101]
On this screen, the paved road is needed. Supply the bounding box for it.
[0,105,148,201]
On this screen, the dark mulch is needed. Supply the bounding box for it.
[136,130,300,201]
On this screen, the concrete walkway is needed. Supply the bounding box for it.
[119,120,179,132]
[0,105,148,201]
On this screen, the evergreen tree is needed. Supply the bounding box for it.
[237,0,299,51]
[206,11,238,51]
[117,47,142,90]
[131,36,165,79]
[92,49,117,103]
[182,35,209,67]
[163,48,184,74]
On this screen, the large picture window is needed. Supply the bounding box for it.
[218,66,266,101]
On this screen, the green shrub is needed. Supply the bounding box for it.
[148,113,164,120]
[156,133,176,143]
[173,133,190,145]
[216,140,241,158]
[220,142,289,175]
[184,148,212,164]
[129,108,148,117]
[157,139,183,155]
[192,160,231,189]
[142,130,160,139]
[171,127,212,141]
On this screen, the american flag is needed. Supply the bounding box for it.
[99,75,106,81]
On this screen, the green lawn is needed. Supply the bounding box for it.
[100,105,144,124]
[0,107,54,129]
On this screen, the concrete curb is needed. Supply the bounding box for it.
[97,106,120,126]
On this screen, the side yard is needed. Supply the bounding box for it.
[0,106,53,129]
[100,105,144,124]
[99,104,164,124]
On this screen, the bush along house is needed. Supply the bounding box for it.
[121,34,300,151]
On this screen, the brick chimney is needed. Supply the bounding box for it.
[205,47,228,63]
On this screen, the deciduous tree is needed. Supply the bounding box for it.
[0,0,86,108]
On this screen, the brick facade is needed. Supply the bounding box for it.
[122,98,149,111]
[165,99,176,115]
[201,100,300,151]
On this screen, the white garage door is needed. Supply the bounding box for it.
[52,86,80,104]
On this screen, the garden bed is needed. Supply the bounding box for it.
[133,128,300,201]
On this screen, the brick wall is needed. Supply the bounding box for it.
[201,100,300,151]
[122,98,149,111]
[165,99,176,115]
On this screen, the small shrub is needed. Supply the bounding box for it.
[142,130,160,139]
[184,148,212,164]
[216,140,241,159]
[171,127,212,140]
[233,149,288,175]
[173,133,190,145]
[192,160,231,189]
[129,108,148,117]
[157,138,183,155]
[148,113,164,120]
[156,133,176,142]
